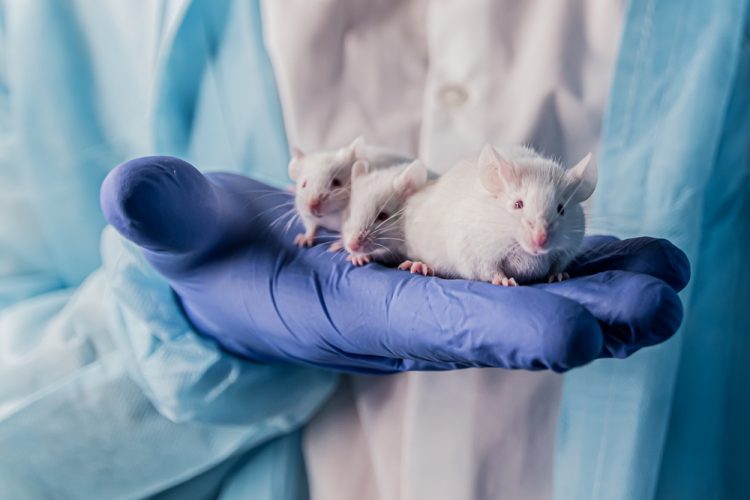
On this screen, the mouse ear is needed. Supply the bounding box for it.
[288,147,305,180]
[349,136,367,160]
[478,144,519,193]
[566,152,597,203]
[393,159,428,196]
[351,159,370,181]
[338,146,354,163]
[288,149,305,181]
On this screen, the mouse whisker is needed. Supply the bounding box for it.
[308,237,338,252]
[559,180,589,213]
[268,210,296,232]
[271,208,298,229]
[372,243,396,258]
[371,221,399,236]
[283,213,299,235]
[375,237,405,242]
[372,208,407,234]
[249,203,296,226]
[258,210,297,241]
[238,195,294,213]
[236,188,293,199]
[369,189,399,227]
[382,207,407,223]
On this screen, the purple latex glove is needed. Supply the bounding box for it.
[101,156,689,374]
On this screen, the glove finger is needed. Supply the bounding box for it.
[101,156,223,255]
[570,236,690,291]
[534,271,684,358]
[101,157,292,275]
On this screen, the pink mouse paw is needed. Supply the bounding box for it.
[397,260,413,271]
[328,240,344,252]
[491,274,518,287]
[294,233,316,247]
[547,272,570,283]
[398,260,434,276]
[347,254,372,266]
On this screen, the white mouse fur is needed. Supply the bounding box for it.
[342,159,428,266]
[289,137,412,248]
[403,144,597,285]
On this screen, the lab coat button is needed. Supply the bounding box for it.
[437,85,469,108]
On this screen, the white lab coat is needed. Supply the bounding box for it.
[261,1,624,498]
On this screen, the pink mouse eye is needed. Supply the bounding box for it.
[376,211,390,222]
[301,180,307,188]
[331,178,342,188]
[557,203,565,215]
[513,200,524,210]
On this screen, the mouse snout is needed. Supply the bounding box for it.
[308,196,326,216]
[531,229,548,249]
[346,232,369,253]
[524,221,549,254]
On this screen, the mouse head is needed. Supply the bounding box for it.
[478,144,597,256]
[289,136,366,218]
[343,159,428,259]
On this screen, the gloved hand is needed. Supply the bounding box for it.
[101,156,689,374]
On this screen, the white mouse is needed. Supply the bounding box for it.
[341,159,429,266]
[289,137,412,250]
[401,144,597,285]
